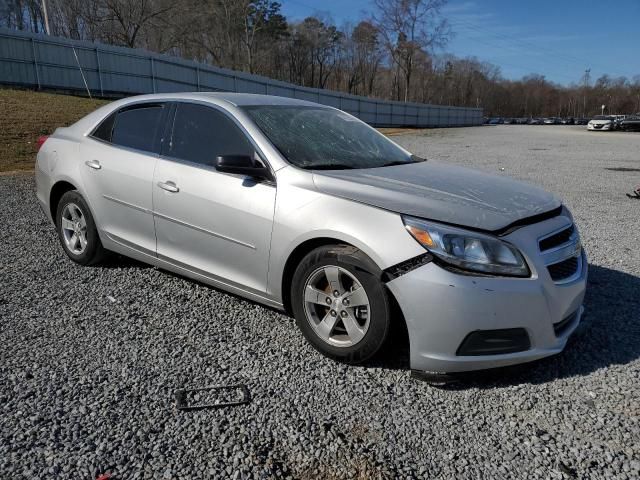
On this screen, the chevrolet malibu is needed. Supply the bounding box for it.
[35,93,587,379]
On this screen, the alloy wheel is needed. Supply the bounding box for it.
[60,202,88,255]
[303,265,371,347]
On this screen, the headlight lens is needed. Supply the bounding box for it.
[402,216,530,277]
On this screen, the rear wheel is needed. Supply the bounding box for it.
[55,190,105,265]
[291,245,391,364]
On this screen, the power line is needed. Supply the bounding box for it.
[450,18,624,78]
[448,27,583,83]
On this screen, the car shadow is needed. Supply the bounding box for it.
[96,254,639,386]
[98,254,152,269]
[415,264,640,388]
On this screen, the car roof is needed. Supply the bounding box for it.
[67,92,329,137]
[120,92,324,108]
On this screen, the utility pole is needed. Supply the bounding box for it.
[582,68,591,117]
[42,0,51,35]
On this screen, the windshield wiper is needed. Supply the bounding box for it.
[305,164,355,170]
[379,156,426,168]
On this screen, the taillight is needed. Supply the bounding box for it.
[36,136,49,151]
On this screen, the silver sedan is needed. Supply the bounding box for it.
[35,93,587,378]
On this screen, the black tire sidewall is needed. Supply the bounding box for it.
[291,245,391,364]
[55,190,103,265]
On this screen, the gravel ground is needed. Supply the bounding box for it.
[1,125,639,479]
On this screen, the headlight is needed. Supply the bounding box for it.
[402,216,530,277]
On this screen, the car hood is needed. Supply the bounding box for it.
[312,161,561,232]
[589,119,612,124]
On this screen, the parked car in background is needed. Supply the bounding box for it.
[560,117,575,125]
[612,115,626,130]
[528,118,542,125]
[543,117,559,125]
[34,92,588,378]
[488,117,503,125]
[515,118,529,125]
[620,114,640,131]
[587,116,616,131]
[503,118,515,124]
[575,118,590,125]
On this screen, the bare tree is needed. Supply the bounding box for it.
[3,0,639,116]
[241,0,287,73]
[373,0,450,101]
[99,0,174,48]
[345,21,383,95]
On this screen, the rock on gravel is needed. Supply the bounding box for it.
[1,126,639,479]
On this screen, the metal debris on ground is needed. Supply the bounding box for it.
[626,184,640,199]
[175,385,251,411]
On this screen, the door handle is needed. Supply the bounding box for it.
[85,160,101,170]
[158,181,179,193]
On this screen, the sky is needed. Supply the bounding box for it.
[280,0,640,86]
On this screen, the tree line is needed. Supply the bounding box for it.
[2,0,639,117]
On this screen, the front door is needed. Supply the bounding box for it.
[152,102,276,294]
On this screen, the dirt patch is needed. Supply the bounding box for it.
[0,88,109,172]
[378,127,426,136]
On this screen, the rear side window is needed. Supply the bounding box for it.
[91,112,116,142]
[168,103,253,165]
[111,104,165,153]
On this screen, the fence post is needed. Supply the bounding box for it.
[150,57,156,93]
[95,48,103,96]
[30,38,40,90]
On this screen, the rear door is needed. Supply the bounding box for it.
[152,102,276,294]
[80,102,168,254]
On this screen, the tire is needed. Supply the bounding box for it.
[291,244,391,364]
[55,190,105,265]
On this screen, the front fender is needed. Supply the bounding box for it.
[267,167,424,302]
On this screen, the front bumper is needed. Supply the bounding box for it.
[387,215,587,374]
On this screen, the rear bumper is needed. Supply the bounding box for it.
[387,221,588,374]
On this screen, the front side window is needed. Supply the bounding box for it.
[243,106,421,170]
[111,104,165,153]
[169,103,254,165]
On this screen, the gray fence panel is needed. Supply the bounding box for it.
[0,28,482,127]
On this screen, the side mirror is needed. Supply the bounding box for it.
[214,155,273,181]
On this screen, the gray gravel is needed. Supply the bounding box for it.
[2,125,639,479]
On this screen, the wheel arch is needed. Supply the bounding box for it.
[281,237,345,315]
[49,180,77,225]
[280,236,410,357]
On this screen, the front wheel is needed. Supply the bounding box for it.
[55,190,105,265]
[291,245,392,364]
